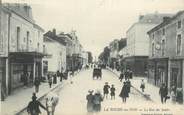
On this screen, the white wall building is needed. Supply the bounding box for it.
[43,30,66,74]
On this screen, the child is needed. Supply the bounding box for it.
[110,84,116,100]
[103,82,110,99]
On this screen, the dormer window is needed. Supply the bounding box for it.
[178,20,181,29]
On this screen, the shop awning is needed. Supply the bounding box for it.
[9,51,47,58]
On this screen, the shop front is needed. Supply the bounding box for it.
[8,52,44,94]
[169,59,183,103]
[148,58,168,87]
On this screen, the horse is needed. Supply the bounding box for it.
[45,92,59,115]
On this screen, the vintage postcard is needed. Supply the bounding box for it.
[0,0,184,115]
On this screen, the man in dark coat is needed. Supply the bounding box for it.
[119,72,124,82]
[119,82,128,103]
[110,84,116,100]
[159,83,168,104]
[27,93,47,115]
[34,77,40,93]
[86,90,94,113]
[103,82,110,99]
[53,74,57,84]
[126,79,131,95]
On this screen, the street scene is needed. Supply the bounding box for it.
[0,0,184,115]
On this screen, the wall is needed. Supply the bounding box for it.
[44,40,66,72]
[135,23,157,56]
[0,8,9,57]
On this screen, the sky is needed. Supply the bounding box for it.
[2,0,184,57]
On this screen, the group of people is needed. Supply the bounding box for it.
[103,82,116,100]
[47,70,65,88]
[119,80,131,103]
[86,90,103,113]
[27,92,59,115]
[119,69,133,82]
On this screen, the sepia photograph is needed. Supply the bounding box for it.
[0,0,184,115]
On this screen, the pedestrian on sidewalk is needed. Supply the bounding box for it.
[159,83,168,104]
[119,82,128,103]
[140,79,145,92]
[103,82,110,99]
[34,77,40,93]
[53,74,57,84]
[126,79,131,95]
[119,72,124,82]
[48,75,52,88]
[86,90,94,113]
[125,70,129,80]
[170,85,176,104]
[110,84,116,100]
[93,90,103,112]
[27,93,47,115]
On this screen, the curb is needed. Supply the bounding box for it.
[15,81,69,115]
[107,68,155,103]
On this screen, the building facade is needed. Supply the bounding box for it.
[125,13,173,76]
[147,11,184,103]
[0,3,44,98]
[43,29,66,75]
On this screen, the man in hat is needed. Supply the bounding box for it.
[27,93,47,115]
[110,84,116,100]
[159,83,168,104]
[103,82,110,99]
[93,90,103,112]
[86,90,94,113]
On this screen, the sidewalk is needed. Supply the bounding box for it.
[1,79,69,115]
[107,68,177,104]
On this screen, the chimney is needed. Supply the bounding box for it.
[139,15,144,21]
[53,28,56,36]
[163,17,171,22]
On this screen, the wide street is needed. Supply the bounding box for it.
[19,68,152,115]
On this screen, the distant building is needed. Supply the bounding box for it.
[0,3,44,97]
[109,39,119,70]
[43,29,66,74]
[147,11,184,103]
[87,51,93,63]
[125,13,173,76]
[81,51,88,66]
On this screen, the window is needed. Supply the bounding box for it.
[26,31,29,50]
[178,20,181,29]
[152,43,155,57]
[0,33,3,52]
[16,27,20,51]
[37,43,40,51]
[162,28,165,35]
[161,39,165,56]
[176,34,182,55]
